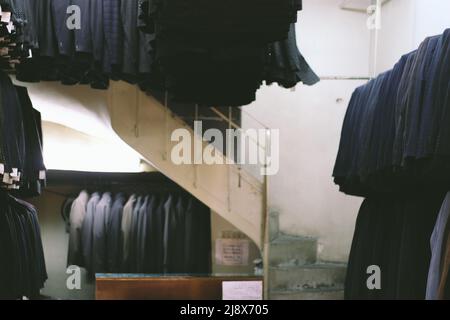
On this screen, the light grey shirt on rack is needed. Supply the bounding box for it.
[121,194,137,269]
[81,192,101,274]
[92,192,113,274]
[67,190,89,266]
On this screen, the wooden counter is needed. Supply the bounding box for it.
[96,274,263,300]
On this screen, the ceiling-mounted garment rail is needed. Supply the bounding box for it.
[339,0,392,13]
[320,76,372,80]
[45,170,185,193]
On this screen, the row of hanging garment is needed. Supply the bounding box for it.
[333,29,450,300]
[0,192,47,300]
[0,1,33,70]
[67,190,211,277]
[8,0,318,107]
[333,29,450,197]
[139,0,319,106]
[0,6,48,299]
[0,71,46,196]
[346,190,450,300]
[11,0,154,90]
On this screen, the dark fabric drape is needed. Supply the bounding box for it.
[0,192,47,300]
[335,29,450,300]
[0,72,46,195]
[345,192,446,300]
[10,0,317,107]
[333,30,450,197]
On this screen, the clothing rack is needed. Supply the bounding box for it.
[319,76,372,81]
[0,3,31,71]
[45,170,185,193]
[65,180,212,277]
[336,29,450,300]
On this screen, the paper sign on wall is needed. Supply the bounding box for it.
[222,281,263,300]
[215,239,249,266]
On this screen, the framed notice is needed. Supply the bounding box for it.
[215,239,250,266]
[222,281,263,300]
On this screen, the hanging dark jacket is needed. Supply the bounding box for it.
[51,0,75,56]
[72,0,92,53]
[103,0,124,71]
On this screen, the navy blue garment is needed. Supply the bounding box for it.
[143,195,157,273]
[51,0,75,56]
[80,192,101,275]
[22,0,39,50]
[152,195,166,273]
[345,191,446,300]
[136,195,149,273]
[90,0,105,63]
[184,197,211,274]
[333,29,450,197]
[174,195,187,273]
[103,0,124,74]
[106,193,126,273]
[357,73,387,180]
[128,195,142,273]
[37,0,58,57]
[14,86,46,197]
[0,72,26,175]
[402,36,440,162]
[376,55,408,172]
[164,195,178,273]
[121,0,139,81]
[92,192,113,274]
[265,23,319,88]
[433,30,450,157]
[0,192,47,300]
[417,31,448,159]
[72,0,92,54]
[392,50,417,168]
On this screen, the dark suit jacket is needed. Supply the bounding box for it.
[121,0,139,78]
[90,0,105,62]
[0,72,26,174]
[106,193,126,273]
[21,0,39,49]
[51,0,75,56]
[81,192,101,275]
[143,195,157,272]
[136,195,149,272]
[103,0,123,69]
[72,0,92,53]
[128,196,142,272]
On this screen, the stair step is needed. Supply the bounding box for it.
[269,263,346,291]
[270,287,344,300]
[269,211,280,241]
[270,235,317,266]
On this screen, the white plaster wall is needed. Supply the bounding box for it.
[243,0,372,262]
[244,0,449,262]
[376,0,450,73]
[412,0,450,47]
[42,122,143,172]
